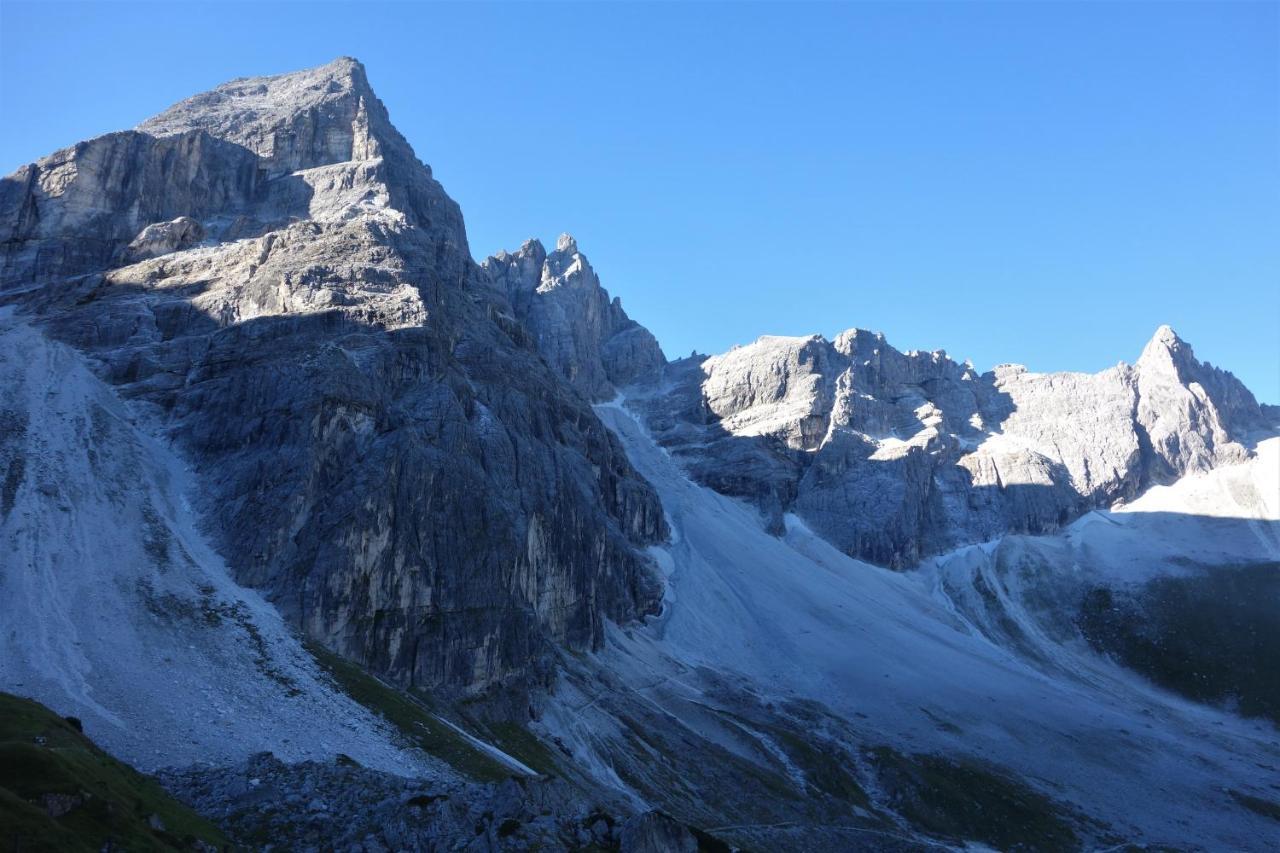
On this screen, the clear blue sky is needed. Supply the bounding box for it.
[3,1,1277,401]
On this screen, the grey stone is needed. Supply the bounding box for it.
[482,235,665,401]
[629,324,1271,567]
[0,57,666,695]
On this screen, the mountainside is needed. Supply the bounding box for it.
[541,398,1278,851]
[0,307,450,775]
[1,57,666,700]
[2,57,1278,851]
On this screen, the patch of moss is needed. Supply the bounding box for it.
[0,691,229,851]
[870,746,1079,851]
[707,705,872,812]
[471,720,560,777]
[304,642,512,782]
[609,709,808,830]
[772,728,870,808]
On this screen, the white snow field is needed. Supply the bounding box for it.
[542,395,1280,849]
[0,310,445,776]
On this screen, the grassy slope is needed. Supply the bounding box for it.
[305,641,539,782]
[871,746,1081,852]
[0,692,229,852]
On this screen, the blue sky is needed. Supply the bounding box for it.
[3,1,1277,400]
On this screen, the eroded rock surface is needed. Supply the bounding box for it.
[0,58,666,695]
[630,325,1272,566]
[483,234,665,402]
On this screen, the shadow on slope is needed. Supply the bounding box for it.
[1077,560,1280,725]
[931,509,1280,727]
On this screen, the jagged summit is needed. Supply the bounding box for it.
[1138,323,1195,367]
[555,232,578,254]
[0,55,474,293]
[1138,324,1190,366]
[629,319,1269,564]
[484,236,665,400]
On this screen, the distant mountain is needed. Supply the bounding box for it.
[628,322,1271,566]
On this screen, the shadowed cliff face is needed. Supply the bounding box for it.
[0,57,667,695]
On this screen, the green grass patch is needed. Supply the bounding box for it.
[771,728,870,808]
[467,720,560,778]
[707,705,871,811]
[304,642,513,782]
[871,746,1079,851]
[0,691,229,852]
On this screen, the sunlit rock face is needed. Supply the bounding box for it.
[0,57,667,695]
[630,325,1270,566]
[482,234,665,402]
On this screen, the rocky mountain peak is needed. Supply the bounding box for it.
[2,59,666,698]
[833,327,888,358]
[555,232,579,254]
[483,237,665,400]
[1136,323,1193,375]
[136,56,407,177]
[628,318,1274,566]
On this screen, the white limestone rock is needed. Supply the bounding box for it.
[632,324,1271,566]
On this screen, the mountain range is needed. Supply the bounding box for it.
[1,57,1277,852]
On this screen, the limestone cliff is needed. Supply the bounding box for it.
[0,58,667,695]
[629,326,1271,566]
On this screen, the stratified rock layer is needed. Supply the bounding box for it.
[0,58,666,694]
